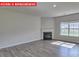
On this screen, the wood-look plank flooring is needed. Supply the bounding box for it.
[0,40,79,57]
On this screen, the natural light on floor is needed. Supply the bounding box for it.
[51,41,76,48]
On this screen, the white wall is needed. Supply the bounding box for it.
[54,13,79,43]
[41,17,55,39]
[0,9,41,49]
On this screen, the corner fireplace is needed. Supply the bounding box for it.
[43,32,52,40]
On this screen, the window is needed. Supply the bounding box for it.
[60,22,79,37]
[60,22,68,36]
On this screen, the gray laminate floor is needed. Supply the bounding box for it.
[0,40,79,57]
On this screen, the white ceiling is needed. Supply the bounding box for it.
[1,2,79,17]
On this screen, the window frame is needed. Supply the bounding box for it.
[60,22,79,37]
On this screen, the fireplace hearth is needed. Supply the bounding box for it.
[43,32,52,40]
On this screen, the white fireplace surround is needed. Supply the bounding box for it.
[41,17,55,39]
